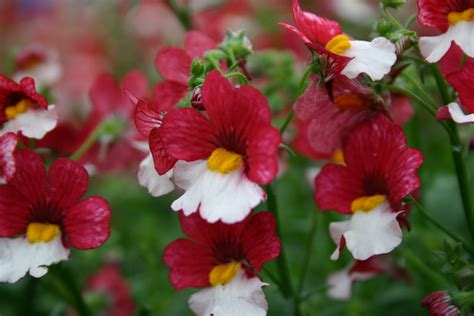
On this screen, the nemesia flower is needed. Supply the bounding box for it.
[0,74,57,139]
[13,46,62,88]
[422,291,460,316]
[85,263,135,316]
[417,0,474,62]
[0,150,111,283]
[152,70,281,223]
[163,211,280,315]
[279,0,396,80]
[0,132,18,183]
[315,114,423,260]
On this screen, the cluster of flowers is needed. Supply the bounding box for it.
[0,0,473,314]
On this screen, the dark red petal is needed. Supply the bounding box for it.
[134,99,164,137]
[155,48,192,85]
[89,74,121,119]
[0,132,18,181]
[149,127,177,175]
[184,31,217,59]
[49,158,89,210]
[439,44,467,76]
[417,0,451,32]
[163,238,214,290]
[19,77,48,109]
[246,127,281,185]
[292,0,342,46]
[390,94,414,126]
[9,149,47,207]
[241,212,281,271]
[292,118,331,160]
[158,108,216,161]
[63,196,111,250]
[278,22,315,47]
[178,212,214,244]
[315,164,362,214]
[446,63,474,113]
[152,81,188,112]
[387,148,423,205]
[436,105,452,121]
[0,185,29,237]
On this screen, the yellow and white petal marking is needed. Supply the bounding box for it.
[207,148,243,174]
[325,34,352,55]
[339,37,396,80]
[171,160,265,224]
[0,233,69,283]
[331,149,345,165]
[420,10,474,63]
[189,270,268,316]
[27,223,60,243]
[0,104,58,139]
[329,200,402,261]
[209,262,241,286]
[351,194,386,213]
[5,99,31,120]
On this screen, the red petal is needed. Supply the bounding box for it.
[0,185,29,237]
[246,127,281,185]
[152,81,188,112]
[436,105,452,121]
[0,132,18,181]
[63,196,111,249]
[292,118,331,160]
[417,0,451,32]
[446,63,474,113]
[155,48,192,85]
[149,127,177,175]
[241,212,281,271]
[120,70,148,100]
[134,99,164,137]
[184,31,217,59]
[292,0,342,46]
[89,74,122,119]
[158,108,216,161]
[19,77,48,109]
[163,238,214,290]
[390,94,414,126]
[439,43,467,76]
[49,158,89,210]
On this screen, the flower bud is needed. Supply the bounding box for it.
[220,29,253,59]
[191,86,204,110]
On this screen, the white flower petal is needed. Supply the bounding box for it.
[137,154,174,197]
[327,268,353,300]
[447,102,474,124]
[420,21,474,63]
[189,271,268,316]
[0,234,69,283]
[13,61,62,89]
[329,220,351,260]
[172,160,265,224]
[341,37,396,80]
[0,105,58,139]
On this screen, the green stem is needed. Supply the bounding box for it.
[225,72,248,85]
[429,64,452,105]
[382,7,404,30]
[296,209,319,295]
[165,0,193,31]
[69,125,103,161]
[399,248,447,286]
[410,197,474,255]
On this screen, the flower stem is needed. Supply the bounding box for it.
[69,126,102,161]
[398,248,447,286]
[410,197,474,255]
[164,0,193,31]
[296,208,319,295]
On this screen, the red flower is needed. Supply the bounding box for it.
[0,150,111,249]
[163,211,281,290]
[86,263,135,316]
[422,291,460,316]
[417,0,473,32]
[0,132,18,182]
[315,114,423,214]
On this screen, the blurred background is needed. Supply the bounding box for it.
[0,0,470,315]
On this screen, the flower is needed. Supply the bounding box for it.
[0,74,57,139]
[0,132,18,182]
[279,0,396,80]
[315,114,423,260]
[151,70,281,223]
[422,291,460,316]
[163,211,280,315]
[85,263,135,316]
[0,150,111,283]
[418,0,474,62]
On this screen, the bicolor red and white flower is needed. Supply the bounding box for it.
[163,211,280,316]
[0,150,111,283]
[315,114,423,260]
[422,291,460,316]
[418,0,474,62]
[152,70,281,224]
[0,74,57,139]
[279,0,396,80]
[0,132,18,183]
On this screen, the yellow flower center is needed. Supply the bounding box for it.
[26,223,60,244]
[325,34,352,55]
[209,262,241,286]
[351,195,385,213]
[207,148,243,174]
[448,8,474,24]
[5,99,31,120]
[331,149,345,164]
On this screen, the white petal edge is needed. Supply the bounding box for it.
[0,105,58,139]
[327,266,378,300]
[341,37,397,80]
[171,160,265,224]
[419,21,474,63]
[189,271,268,316]
[447,102,474,124]
[0,234,69,283]
[137,154,174,197]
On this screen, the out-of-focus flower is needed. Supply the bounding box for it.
[329,0,378,25]
[85,263,135,316]
[279,0,396,80]
[418,0,474,62]
[0,132,17,183]
[163,211,280,315]
[422,291,460,316]
[315,114,423,260]
[0,75,57,139]
[152,71,281,224]
[0,150,111,283]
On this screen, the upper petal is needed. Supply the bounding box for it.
[184,31,217,59]
[149,127,177,175]
[152,81,188,113]
[246,127,281,185]
[417,0,451,31]
[0,185,29,237]
[155,47,192,85]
